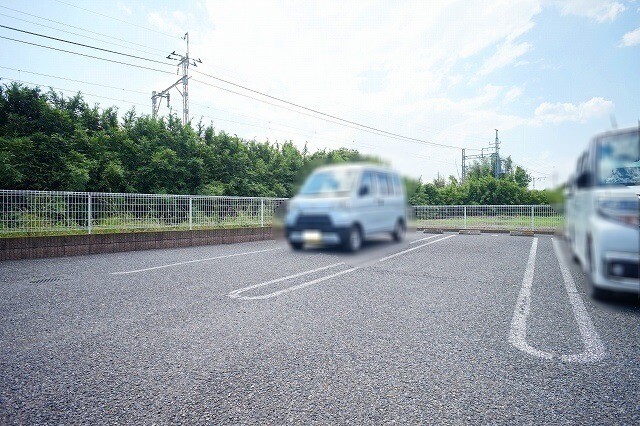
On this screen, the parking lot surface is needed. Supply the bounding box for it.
[1,233,638,424]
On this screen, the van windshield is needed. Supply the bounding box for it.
[598,130,640,186]
[299,169,358,197]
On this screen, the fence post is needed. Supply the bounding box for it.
[87,193,92,234]
[260,198,265,227]
[463,205,467,228]
[530,205,534,231]
[189,196,193,231]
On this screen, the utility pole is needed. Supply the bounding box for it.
[152,32,201,125]
[493,129,500,178]
[461,148,466,183]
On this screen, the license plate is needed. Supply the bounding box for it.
[302,230,322,242]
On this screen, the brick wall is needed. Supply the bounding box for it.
[0,227,273,261]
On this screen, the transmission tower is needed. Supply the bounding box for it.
[152,32,201,125]
[461,129,506,182]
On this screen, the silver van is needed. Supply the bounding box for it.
[285,163,407,251]
[565,127,639,298]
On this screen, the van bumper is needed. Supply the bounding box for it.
[285,225,350,245]
[590,217,640,293]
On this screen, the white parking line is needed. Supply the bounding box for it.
[228,234,457,300]
[228,262,344,299]
[409,235,440,245]
[552,239,605,362]
[111,247,280,275]
[378,235,455,262]
[508,238,553,359]
[231,266,358,300]
[508,238,605,362]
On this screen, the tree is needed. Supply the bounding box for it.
[0,83,553,205]
[513,166,531,188]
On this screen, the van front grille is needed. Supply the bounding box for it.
[295,215,333,229]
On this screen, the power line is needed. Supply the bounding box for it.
[192,69,463,150]
[0,27,463,151]
[0,65,396,152]
[0,12,162,56]
[51,0,179,40]
[1,76,149,108]
[0,66,148,95]
[1,76,453,166]
[0,35,174,75]
[0,5,168,53]
[192,78,465,150]
[0,28,415,144]
[191,78,418,143]
[0,25,172,66]
[0,65,437,158]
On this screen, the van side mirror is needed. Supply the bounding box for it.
[575,172,592,188]
[358,185,370,196]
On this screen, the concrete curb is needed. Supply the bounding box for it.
[509,230,535,237]
[417,227,557,236]
[0,227,273,261]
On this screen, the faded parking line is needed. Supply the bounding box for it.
[409,235,440,245]
[378,235,455,262]
[111,247,280,275]
[229,234,456,300]
[228,262,345,299]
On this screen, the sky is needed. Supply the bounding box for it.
[0,0,639,189]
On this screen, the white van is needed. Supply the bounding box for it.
[565,127,639,298]
[285,163,407,251]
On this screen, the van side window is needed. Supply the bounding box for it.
[360,171,375,197]
[376,172,391,195]
[392,174,402,196]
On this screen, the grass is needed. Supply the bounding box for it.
[0,215,272,238]
[416,215,564,230]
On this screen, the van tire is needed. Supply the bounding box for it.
[289,241,303,251]
[591,283,611,300]
[343,225,362,252]
[571,252,580,264]
[392,219,405,242]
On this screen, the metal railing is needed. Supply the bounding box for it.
[413,205,562,231]
[0,190,287,236]
[0,190,562,236]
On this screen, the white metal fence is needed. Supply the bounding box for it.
[0,190,287,236]
[413,205,562,231]
[0,190,562,236]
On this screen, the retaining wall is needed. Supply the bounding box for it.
[0,227,272,261]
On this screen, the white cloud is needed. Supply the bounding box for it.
[117,2,132,16]
[156,0,615,180]
[533,97,614,124]
[621,26,640,46]
[147,11,187,37]
[479,40,532,75]
[504,87,524,103]
[553,0,626,22]
[172,10,187,24]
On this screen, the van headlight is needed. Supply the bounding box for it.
[596,195,639,227]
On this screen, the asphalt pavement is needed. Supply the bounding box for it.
[0,232,638,424]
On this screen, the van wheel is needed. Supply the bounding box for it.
[392,219,405,242]
[343,225,362,252]
[289,241,303,251]
[591,284,611,300]
[571,253,580,264]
